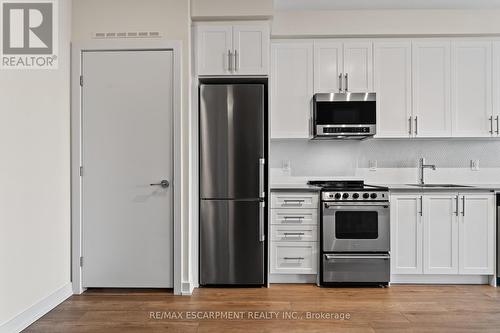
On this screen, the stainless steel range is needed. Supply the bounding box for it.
[308,180,390,287]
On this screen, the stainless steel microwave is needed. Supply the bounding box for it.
[312,93,376,140]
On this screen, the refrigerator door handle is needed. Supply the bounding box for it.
[259,158,266,199]
[259,201,265,242]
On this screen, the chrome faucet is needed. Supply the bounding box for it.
[418,157,436,185]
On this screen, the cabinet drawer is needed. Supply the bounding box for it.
[270,241,318,274]
[271,192,319,209]
[271,225,318,242]
[271,209,318,225]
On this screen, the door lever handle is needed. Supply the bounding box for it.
[150,180,170,188]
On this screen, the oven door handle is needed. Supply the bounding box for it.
[324,203,389,208]
[324,254,390,260]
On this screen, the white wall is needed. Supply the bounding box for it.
[191,0,272,20]
[72,0,195,294]
[270,139,500,185]
[0,0,72,327]
[272,9,500,37]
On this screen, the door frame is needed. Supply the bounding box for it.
[71,40,182,295]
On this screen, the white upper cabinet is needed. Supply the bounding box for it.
[459,194,495,275]
[196,25,233,75]
[451,41,493,137]
[343,42,373,92]
[313,41,343,93]
[374,41,412,138]
[232,25,269,75]
[422,194,459,274]
[195,23,269,76]
[271,41,313,139]
[390,194,423,274]
[493,42,500,136]
[313,41,373,93]
[412,41,452,137]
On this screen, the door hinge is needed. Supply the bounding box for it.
[79,75,83,86]
[79,166,83,176]
[80,256,83,267]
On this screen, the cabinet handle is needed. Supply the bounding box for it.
[489,116,493,134]
[338,74,343,92]
[234,49,238,71]
[414,116,418,136]
[284,232,305,236]
[462,196,465,216]
[344,73,348,92]
[419,196,423,216]
[409,117,412,135]
[228,49,232,71]
[283,257,304,260]
[454,195,459,216]
[496,116,499,135]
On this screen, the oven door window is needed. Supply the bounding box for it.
[335,211,378,239]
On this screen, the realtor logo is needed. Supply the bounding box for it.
[1,0,58,69]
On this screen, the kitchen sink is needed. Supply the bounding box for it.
[405,184,473,188]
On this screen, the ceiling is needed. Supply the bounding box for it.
[274,0,500,10]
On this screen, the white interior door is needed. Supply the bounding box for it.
[82,50,173,288]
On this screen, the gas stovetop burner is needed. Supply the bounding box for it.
[308,180,389,202]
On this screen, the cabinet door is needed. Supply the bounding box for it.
[390,195,422,274]
[233,24,269,75]
[493,42,500,135]
[374,42,412,138]
[451,41,493,137]
[423,194,459,274]
[313,41,343,93]
[343,41,373,92]
[196,25,232,75]
[413,41,452,137]
[459,194,495,274]
[271,42,313,138]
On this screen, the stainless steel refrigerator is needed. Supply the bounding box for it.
[199,82,267,286]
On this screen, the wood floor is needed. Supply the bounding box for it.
[25,284,500,332]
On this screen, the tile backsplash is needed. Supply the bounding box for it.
[270,139,500,178]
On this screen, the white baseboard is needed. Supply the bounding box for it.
[269,274,318,284]
[181,281,194,295]
[391,274,491,284]
[0,283,73,333]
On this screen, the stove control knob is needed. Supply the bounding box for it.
[334,193,341,199]
[352,193,359,199]
[363,193,370,199]
[342,193,349,199]
[370,193,378,199]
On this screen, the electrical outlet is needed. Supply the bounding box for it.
[282,160,291,175]
[369,160,377,171]
[471,160,480,171]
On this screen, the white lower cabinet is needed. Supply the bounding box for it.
[390,195,423,274]
[423,194,459,274]
[270,191,319,278]
[270,241,318,274]
[391,192,495,279]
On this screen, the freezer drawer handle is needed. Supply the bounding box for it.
[259,201,265,242]
[324,254,390,260]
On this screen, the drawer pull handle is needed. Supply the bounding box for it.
[283,199,305,206]
[283,257,305,260]
[283,232,305,236]
[283,216,304,221]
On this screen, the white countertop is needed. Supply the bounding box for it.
[271,182,500,192]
